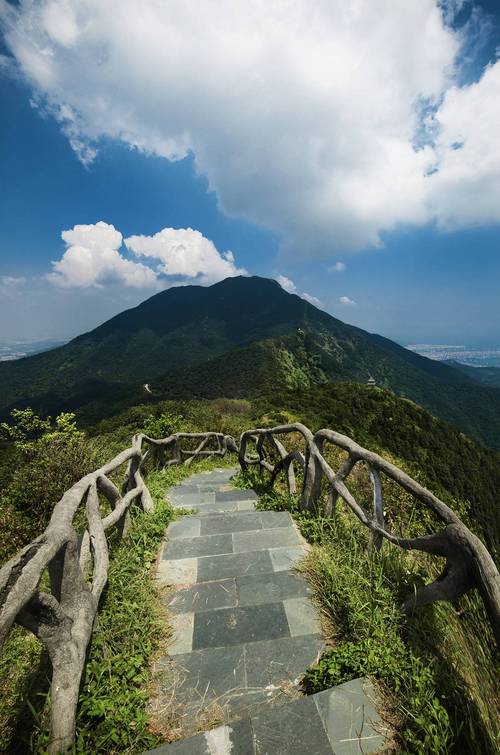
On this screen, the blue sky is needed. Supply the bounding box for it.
[1,0,499,345]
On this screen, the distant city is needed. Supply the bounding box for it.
[0,339,65,362]
[406,344,500,369]
[2,337,500,370]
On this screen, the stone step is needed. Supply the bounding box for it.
[153,631,325,729]
[150,471,386,753]
[146,677,387,754]
[168,490,258,505]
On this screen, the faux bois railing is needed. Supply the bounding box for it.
[0,431,236,754]
[0,424,498,753]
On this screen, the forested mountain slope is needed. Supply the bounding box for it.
[1,276,500,447]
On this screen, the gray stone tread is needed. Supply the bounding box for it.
[151,472,386,753]
[237,569,311,606]
[233,527,301,553]
[163,533,233,560]
[215,489,258,502]
[147,678,385,753]
[165,579,238,614]
[197,550,274,582]
[192,602,290,649]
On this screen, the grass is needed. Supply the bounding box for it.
[0,455,236,754]
[234,467,500,755]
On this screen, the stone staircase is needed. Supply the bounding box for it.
[147,467,387,754]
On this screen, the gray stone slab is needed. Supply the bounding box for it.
[147,717,255,755]
[166,579,237,614]
[200,511,263,536]
[237,570,311,606]
[166,518,201,540]
[163,533,233,560]
[235,502,256,512]
[283,597,322,637]
[193,501,256,516]
[168,485,201,495]
[170,643,246,700]
[222,687,276,719]
[157,558,198,586]
[168,492,215,507]
[233,527,300,553]
[245,633,324,687]
[146,733,209,754]
[192,603,290,650]
[187,470,237,484]
[252,695,333,754]
[259,511,293,529]
[215,489,258,502]
[197,550,274,582]
[195,483,231,492]
[169,612,194,655]
[269,546,307,572]
[313,678,386,754]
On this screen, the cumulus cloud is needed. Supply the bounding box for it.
[2,1,500,252]
[125,227,246,286]
[339,295,356,306]
[276,275,297,294]
[47,221,159,288]
[328,262,346,273]
[46,222,245,289]
[276,275,321,305]
[302,292,322,306]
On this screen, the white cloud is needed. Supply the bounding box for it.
[47,221,158,288]
[328,262,346,273]
[302,292,322,306]
[339,295,356,305]
[425,62,500,229]
[125,227,246,286]
[3,1,500,253]
[276,275,297,294]
[0,276,27,286]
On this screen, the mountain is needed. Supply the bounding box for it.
[1,275,500,448]
[444,360,500,388]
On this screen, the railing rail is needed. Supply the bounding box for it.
[239,423,500,647]
[0,430,236,754]
[0,423,498,753]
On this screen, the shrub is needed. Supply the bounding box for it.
[0,409,95,564]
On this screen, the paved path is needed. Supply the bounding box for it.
[149,467,386,754]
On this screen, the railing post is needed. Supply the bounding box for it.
[370,466,384,551]
[300,440,322,512]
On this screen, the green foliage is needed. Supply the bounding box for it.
[0,408,51,446]
[2,275,500,448]
[29,487,172,753]
[1,377,499,753]
[257,383,500,558]
[72,499,172,753]
[1,457,236,754]
[0,628,43,754]
[142,411,184,439]
[0,409,94,564]
[257,486,499,754]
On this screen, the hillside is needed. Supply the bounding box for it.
[1,381,499,754]
[1,276,500,447]
[445,360,500,388]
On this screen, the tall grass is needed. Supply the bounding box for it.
[240,469,500,754]
[0,456,236,754]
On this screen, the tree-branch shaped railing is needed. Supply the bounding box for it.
[1,423,499,752]
[239,423,500,647]
[0,431,236,754]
